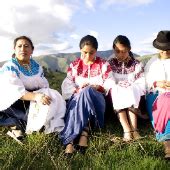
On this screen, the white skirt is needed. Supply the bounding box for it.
[111,85,142,110]
[26,88,66,134]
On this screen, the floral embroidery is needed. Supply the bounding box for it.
[12,58,39,76]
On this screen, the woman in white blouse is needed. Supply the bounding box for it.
[0,36,66,143]
[145,30,170,159]
[108,35,145,142]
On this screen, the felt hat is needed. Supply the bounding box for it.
[153,31,170,50]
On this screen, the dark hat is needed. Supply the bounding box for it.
[153,31,170,50]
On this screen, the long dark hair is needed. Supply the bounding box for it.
[12,36,34,58]
[113,35,133,57]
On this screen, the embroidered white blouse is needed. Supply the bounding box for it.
[145,55,170,93]
[61,56,115,100]
[108,55,145,109]
[0,58,66,133]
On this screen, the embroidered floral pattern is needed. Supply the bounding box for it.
[12,58,39,76]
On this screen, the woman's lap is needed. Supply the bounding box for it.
[60,86,105,145]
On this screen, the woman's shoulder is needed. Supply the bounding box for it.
[70,58,80,66]
[1,59,18,69]
[145,55,159,68]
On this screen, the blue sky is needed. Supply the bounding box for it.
[0,0,169,62]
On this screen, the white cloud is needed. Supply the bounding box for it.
[0,0,75,61]
[104,0,154,6]
[85,0,96,10]
[70,34,81,40]
[132,32,158,55]
[89,30,99,38]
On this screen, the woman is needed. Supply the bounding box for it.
[60,35,115,155]
[108,35,145,141]
[0,36,66,143]
[145,30,170,159]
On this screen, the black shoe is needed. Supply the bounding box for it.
[75,145,87,154]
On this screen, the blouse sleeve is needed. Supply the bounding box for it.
[102,61,116,92]
[132,61,146,95]
[0,61,26,111]
[144,57,157,91]
[61,63,77,100]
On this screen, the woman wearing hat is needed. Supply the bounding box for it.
[145,30,170,159]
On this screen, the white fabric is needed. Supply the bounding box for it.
[26,88,66,134]
[0,61,49,111]
[110,59,145,110]
[0,59,66,134]
[61,60,115,100]
[0,64,26,111]
[111,84,142,110]
[145,55,170,93]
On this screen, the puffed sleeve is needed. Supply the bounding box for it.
[0,61,26,111]
[132,61,146,96]
[61,63,77,100]
[102,61,116,93]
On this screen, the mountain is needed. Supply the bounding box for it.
[0,50,154,73]
[35,50,115,72]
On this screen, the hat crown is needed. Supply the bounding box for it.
[156,31,170,43]
[153,30,170,50]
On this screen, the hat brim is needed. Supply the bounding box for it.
[153,39,170,51]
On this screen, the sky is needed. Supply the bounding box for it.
[0,0,169,62]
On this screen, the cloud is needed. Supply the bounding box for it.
[85,0,96,10]
[133,32,158,55]
[0,0,76,61]
[70,34,81,40]
[104,0,154,7]
[89,30,99,38]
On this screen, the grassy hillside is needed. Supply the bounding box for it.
[1,70,170,169]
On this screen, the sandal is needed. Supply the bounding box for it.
[163,140,170,160]
[65,143,74,156]
[132,129,143,140]
[123,131,133,142]
[76,130,88,154]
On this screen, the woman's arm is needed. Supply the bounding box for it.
[21,91,51,105]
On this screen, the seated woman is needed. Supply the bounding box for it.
[145,30,170,159]
[60,35,115,155]
[0,36,66,143]
[108,35,145,141]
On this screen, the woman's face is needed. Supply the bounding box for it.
[80,45,97,65]
[114,43,130,61]
[159,50,170,59]
[14,39,33,64]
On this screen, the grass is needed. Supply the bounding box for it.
[1,71,170,169]
[1,118,170,169]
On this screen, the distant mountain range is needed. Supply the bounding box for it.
[0,50,155,73]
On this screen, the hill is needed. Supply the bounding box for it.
[0,50,155,72]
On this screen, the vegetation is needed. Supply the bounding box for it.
[1,70,170,169]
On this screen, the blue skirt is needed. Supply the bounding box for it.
[59,86,105,145]
[146,92,170,141]
[0,100,29,131]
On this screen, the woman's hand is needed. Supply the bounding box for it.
[91,85,105,93]
[34,93,52,105]
[155,81,166,88]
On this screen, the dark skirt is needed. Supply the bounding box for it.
[59,86,106,145]
[0,100,29,131]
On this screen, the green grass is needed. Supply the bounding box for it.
[1,119,170,169]
[1,71,170,169]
